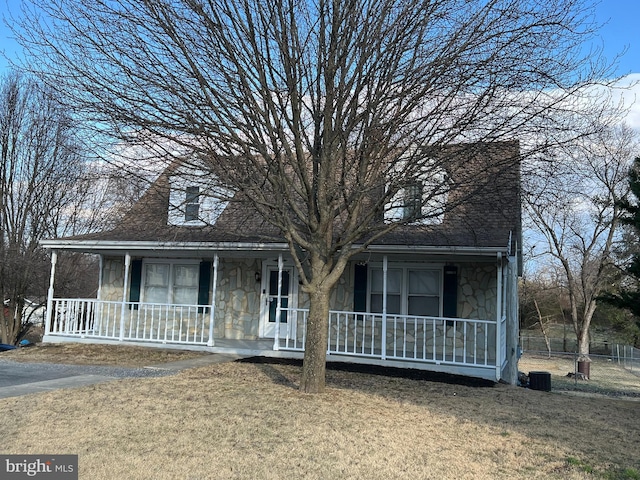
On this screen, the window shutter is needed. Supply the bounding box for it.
[443,265,457,318]
[129,259,142,309]
[198,261,212,313]
[353,264,367,312]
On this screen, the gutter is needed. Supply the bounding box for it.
[40,239,511,258]
[39,239,291,252]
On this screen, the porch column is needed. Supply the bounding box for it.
[119,252,131,341]
[273,254,283,351]
[495,252,503,379]
[208,254,219,347]
[97,254,104,301]
[381,255,388,360]
[44,250,58,334]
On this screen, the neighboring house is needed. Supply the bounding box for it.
[4,298,46,327]
[40,141,522,383]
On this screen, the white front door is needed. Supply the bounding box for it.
[261,266,293,338]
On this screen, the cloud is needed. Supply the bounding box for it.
[610,74,640,130]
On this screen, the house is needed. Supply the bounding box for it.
[4,298,46,328]
[40,141,521,383]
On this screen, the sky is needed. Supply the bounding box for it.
[0,1,639,106]
[592,1,640,76]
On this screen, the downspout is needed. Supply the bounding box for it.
[495,252,503,381]
[208,254,218,347]
[44,250,58,335]
[382,255,388,360]
[120,253,131,341]
[273,254,283,351]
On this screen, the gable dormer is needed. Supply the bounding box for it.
[167,165,231,226]
[384,163,449,225]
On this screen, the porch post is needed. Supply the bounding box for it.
[208,254,218,347]
[495,252,503,380]
[120,252,131,341]
[273,254,283,351]
[381,255,388,360]
[97,254,104,301]
[44,250,58,334]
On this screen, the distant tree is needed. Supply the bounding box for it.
[600,158,640,324]
[526,126,638,360]
[0,72,95,344]
[16,0,614,391]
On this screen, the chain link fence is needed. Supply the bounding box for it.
[518,337,640,399]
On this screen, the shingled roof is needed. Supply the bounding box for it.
[52,141,521,254]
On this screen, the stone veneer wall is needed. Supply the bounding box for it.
[101,257,126,301]
[214,258,261,339]
[98,257,499,342]
[457,263,497,321]
[99,256,263,340]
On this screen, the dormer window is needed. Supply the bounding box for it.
[167,166,232,227]
[403,181,423,220]
[185,186,200,222]
[383,167,447,225]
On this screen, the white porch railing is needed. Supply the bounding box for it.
[47,299,499,369]
[277,308,498,368]
[48,298,211,345]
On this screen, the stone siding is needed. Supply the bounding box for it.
[101,257,125,301]
[214,258,261,339]
[457,263,497,321]
[98,257,498,342]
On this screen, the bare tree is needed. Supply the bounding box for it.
[0,72,93,344]
[16,0,614,391]
[526,125,638,360]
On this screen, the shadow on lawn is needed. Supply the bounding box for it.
[239,356,640,478]
[240,356,496,389]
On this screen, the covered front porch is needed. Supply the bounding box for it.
[44,300,505,380]
[41,244,517,382]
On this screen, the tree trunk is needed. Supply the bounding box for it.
[577,300,597,360]
[0,303,18,345]
[301,288,331,393]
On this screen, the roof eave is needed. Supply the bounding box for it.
[40,239,511,258]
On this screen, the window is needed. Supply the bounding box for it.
[403,182,423,220]
[370,268,402,314]
[369,266,441,317]
[167,167,232,226]
[185,186,200,222]
[142,262,199,305]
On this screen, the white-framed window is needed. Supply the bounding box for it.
[167,166,232,226]
[403,181,423,220]
[184,186,200,222]
[142,260,200,305]
[383,162,448,225]
[369,266,441,317]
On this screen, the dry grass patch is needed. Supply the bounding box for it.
[519,353,640,398]
[1,358,639,479]
[0,342,207,367]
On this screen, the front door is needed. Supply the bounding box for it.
[261,266,293,338]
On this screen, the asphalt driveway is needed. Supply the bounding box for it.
[0,353,243,399]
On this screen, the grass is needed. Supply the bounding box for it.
[1,344,639,479]
[518,353,640,398]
